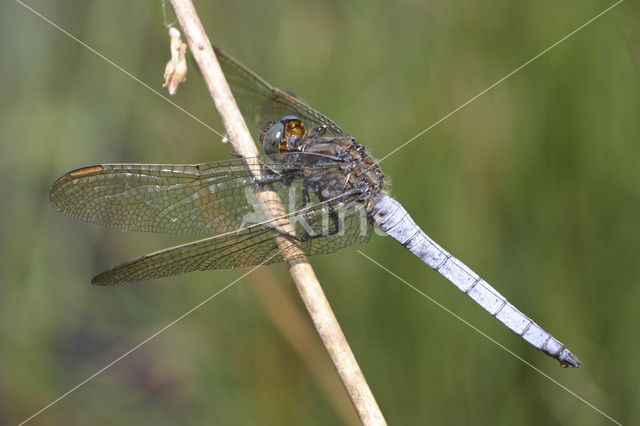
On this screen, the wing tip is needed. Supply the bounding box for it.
[91,255,148,286]
[49,165,104,209]
[91,275,116,286]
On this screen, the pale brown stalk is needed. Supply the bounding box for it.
[167,1,386,424]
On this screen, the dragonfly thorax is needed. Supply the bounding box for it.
[295,135,385,206]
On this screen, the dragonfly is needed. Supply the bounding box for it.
[50,46,582,368]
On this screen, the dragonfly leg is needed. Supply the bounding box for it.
[231,155,289,186]
[307,124,328,138]
[302,180,311,210]
[294,188,342,242]
[234,172,346,244]
[252,174,283,185]
[250,164,293,186]
[322,200,342,237]
[232,194,344,247]
[263,216,340,243]
[315,187,343,237]
[294,180,317,241]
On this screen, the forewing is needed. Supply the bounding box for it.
[214,46,347,138]
[49,155,364,238]
[49,161,258,236]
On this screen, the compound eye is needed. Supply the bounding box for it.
[282,117,305,140]
[263,121,285,155]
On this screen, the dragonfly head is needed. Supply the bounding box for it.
[261,116,306,156]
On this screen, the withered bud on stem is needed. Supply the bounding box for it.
[163,27,188,95]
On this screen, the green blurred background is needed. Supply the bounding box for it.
[2,0,639,424]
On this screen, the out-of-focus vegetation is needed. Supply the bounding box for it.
[2,0,639,424]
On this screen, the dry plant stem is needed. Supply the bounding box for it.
[249,272,360,426]
[168,1,386,424]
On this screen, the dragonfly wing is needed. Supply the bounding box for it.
[214,46,347,138]
[91,225,286,285]
[49,161,260,236]
[49,154,369,237]
[270,181,374,256]
[93,192,372,285]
